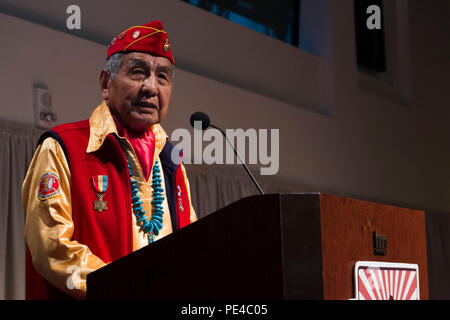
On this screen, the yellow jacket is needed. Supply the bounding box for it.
[22,101,197,299]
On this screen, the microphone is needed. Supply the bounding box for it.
[190,112,210,130]
[190,112,265,196]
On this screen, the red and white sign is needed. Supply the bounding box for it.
[354,261,420,300]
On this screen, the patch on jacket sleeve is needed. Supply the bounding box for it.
[38,172,61,200]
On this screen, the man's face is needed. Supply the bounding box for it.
[101,52,173,133]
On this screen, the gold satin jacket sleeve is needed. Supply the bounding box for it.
[22,138,106,300]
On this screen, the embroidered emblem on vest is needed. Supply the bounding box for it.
[92,175,108,213]
[38,172,60,200]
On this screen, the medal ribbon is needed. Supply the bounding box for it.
[92,175,108,193]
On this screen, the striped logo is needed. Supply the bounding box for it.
[92,175,108,193]
[355,262,419,300]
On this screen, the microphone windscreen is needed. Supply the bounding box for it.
[190,112,210,130]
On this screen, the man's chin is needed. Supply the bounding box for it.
[128,115,158,133]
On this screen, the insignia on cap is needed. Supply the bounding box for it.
[163,38,170,53]
[38,172,61,200]
[132,30,140,39]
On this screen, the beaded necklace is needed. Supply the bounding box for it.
[127,157,165,243]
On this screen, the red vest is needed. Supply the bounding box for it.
[26,120,192,299]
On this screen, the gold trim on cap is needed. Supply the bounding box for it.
[123,30,165,51]
[117,25,166,39]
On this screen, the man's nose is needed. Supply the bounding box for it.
[142,75,157,96]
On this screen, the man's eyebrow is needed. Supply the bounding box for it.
[127,59,172,72]
[156,65,172,73]
[127,59,149,67]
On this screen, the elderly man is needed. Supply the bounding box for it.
[22,21,197,300]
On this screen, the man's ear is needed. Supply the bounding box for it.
[100,70,111,101]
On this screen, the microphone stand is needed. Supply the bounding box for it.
[209,124,265,196]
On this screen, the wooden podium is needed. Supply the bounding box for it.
[87,193,428,300]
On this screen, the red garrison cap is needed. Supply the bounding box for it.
[106,20,174,64]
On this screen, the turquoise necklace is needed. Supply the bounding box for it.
[127,157,165,243]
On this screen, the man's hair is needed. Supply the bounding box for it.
[104,53,124,79]
[104,52,175,80]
